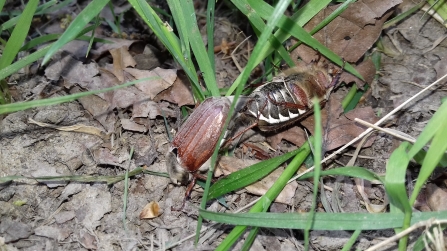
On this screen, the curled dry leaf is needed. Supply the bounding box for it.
[28,118,109,139]
[154,70,195,106]
[139,201,162,219]
[109,46,137,81]
[354,178,388,213]
[126,67,177,99]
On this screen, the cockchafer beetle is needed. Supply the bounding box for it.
[224,60,344,146]
[166,97,230,209]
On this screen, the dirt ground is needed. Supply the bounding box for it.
[1,1,447,250]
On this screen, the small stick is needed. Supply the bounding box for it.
[354,118,416,143]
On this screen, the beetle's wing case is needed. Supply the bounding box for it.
[167,97,231,184]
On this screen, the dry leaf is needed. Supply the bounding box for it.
[426,183,447,211]
[121,118,147,132]
[291,0,401,85]
[28,118,109,139]
[79,231,97,250]
[90,38,136,60]
[125,67,177,99]
[133,45,162,70]
[92,148,123,167]
[154,70,194,106]
[44,53,99,88]
[74,88,116,133]
[133,100,176,119]
[140,201,162,219]
[109,46,137,81]
[301,94,378,151]
[217,156,298,205]
[267,126,306,149]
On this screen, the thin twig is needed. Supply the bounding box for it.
[354,118,416,143]
[365,219,447,251]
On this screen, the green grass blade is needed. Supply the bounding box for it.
[241,227,260,251]
[212,140,311,250]
[410,117,447,205]
[407,100,447,158]
[204,1,297,248]
[427,0,447,21]
[0,0,5,13]
[0,0,38,70]
[122,147,134,230]
[304,98,323,249]
[383,1,424,29]
[253,0,359,76]
[199,210,447,230]
[288,0,354,52]
[168,0,219,97]
[208,147,305,200]
[341,84,358,109]
[38,0,73,15]
[86,15,102,57]
[1,35,110,82]
[0,0,56,32]
[226,0,362,96]
[341,229,362,251]
[42,0,109,65]
[166,0,191,68]
[226,0,296,86]
[0,45,50,81]
[385,142,412,249]
[297,166,383,183]
[206,0,216,73]
[20,26,110,52]
[0,77,158,114]
[0,167,169,186]
[129,0,204,100]
[385,142,412,214]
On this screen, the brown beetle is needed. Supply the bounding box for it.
[243,62,342,131]
[166,97,230,209]
[224,61,344,146]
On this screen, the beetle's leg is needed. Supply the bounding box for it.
[328,59,346,88]
[171,175,197,211]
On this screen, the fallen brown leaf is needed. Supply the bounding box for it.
[28,118,109,139]
[109,46,137,81]
[301,94,378,151]
[140,201,162,219]
[44,53,99,88]
[90,38,136,60]
[92,148,123,167]
[291,0,401,85]
[125,67,177,99]
[154,70,195,106]
[79,231,97,250]
[267,126,306,149]
[121,118,147,132]
[133,100,176,119]
[426,183,447,211]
